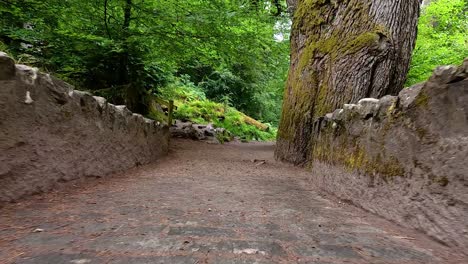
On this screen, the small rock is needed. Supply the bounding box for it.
[93,96,107,107]
[171,120,227,142]
[16,64,38,85]
[70,260,91,264]
[398,83,424,109]
[24,91,34,105]
[378,95,399,117]
[343,103,361,111]
[358,98,380,119]
[430,65,459,84]
[332,109,344,121]
[115,105,132,116]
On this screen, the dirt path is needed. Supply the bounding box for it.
[0,139,466,264]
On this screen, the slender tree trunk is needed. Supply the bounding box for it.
[121,0,141,113]
[123,0,132,31]
[104,0,112,39]
[276,0,421,165]
[118,0,132,88]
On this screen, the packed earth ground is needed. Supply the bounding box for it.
[1,139,467,264]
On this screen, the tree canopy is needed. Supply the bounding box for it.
[0,0,290,124]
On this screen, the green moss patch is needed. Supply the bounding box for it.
[311,125,405,182]
[158,83,276,142]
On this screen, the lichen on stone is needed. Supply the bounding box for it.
[414,91,429,107]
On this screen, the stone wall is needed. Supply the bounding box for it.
[0,53,169,203]
[307,59,468,252]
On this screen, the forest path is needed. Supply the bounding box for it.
[0,139,465,264]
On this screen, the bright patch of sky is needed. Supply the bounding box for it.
[274,19,292,42]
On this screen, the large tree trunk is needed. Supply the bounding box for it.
[276,0,421,165]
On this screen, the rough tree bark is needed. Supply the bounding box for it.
[286,0,298,13]
[276,0,421,165]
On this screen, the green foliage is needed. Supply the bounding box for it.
[159,76,206,104]
[175,100,224,125]
[0,0,290,123]
[175,101,277,141]
[407,0,468,86]
[161,79,277,141]
[0,40,8,53]
[221,109,278,141]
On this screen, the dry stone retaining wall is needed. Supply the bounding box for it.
[308,59,468,252]
[0,52,169,203]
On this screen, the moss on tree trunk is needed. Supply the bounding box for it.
[276,0,421,165]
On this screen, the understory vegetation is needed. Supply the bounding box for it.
[0,0,289,141]
[158,77,277,141]
[407,0,467,86]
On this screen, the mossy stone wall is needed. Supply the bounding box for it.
[307,59,468,253]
